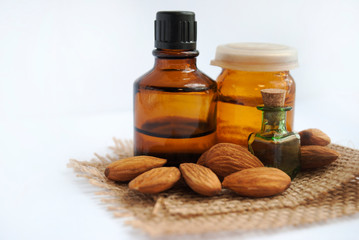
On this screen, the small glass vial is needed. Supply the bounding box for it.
[134,11,217,166]
[211,43,298,146]
[248,89,300,179]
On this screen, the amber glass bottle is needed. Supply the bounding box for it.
[211,43,298,146]
[134,11,217,166]
[216,70,295,146]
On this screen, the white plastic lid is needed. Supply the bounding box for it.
[210,42,298,72]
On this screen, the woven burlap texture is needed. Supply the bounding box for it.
[68,139,359,236]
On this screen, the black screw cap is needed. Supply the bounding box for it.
[155,11,197,50]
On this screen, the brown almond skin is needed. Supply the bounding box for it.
[299,128,331,146]
[180,163,222,196]
[104,156,167,182]
[222,167,291,197]
[197,150,209,165]
[204,143,264,177]
[128,167,181,194]
[301,145,339,169]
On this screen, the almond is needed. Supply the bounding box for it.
[180,163,222,196]
[222,167,291,197]
[128,167,181,194]
[104,156,167,182]
[203,143,264,177]
[299,128,331,146]
[197,150,209,165]
[301,145,339,169]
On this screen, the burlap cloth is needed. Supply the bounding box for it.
[68,139,359,236]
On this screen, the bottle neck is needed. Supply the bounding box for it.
[260,110,288,136]
[225,69,290,76]
[223,69,291,83]
[153,49,198,70]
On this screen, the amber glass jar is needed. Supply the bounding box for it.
[134,11,217,166]
[211,43,298,146]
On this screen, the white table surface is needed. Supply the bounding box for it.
[1,104,359,240]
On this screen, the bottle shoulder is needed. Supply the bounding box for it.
[134,67,216,91]
[251,131,300,143]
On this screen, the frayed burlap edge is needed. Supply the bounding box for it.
[68,138,359,236]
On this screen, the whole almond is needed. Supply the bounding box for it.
[129,167,181,194]
[180,163,222,196]
[301,145,339,169]
[204,143,264,177]
[104,156,167,182]
[299,128,331,146]
[222,167,291,197]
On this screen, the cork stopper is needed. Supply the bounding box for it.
[261,89,286,107]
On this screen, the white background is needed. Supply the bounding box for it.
[1,0,359,239]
